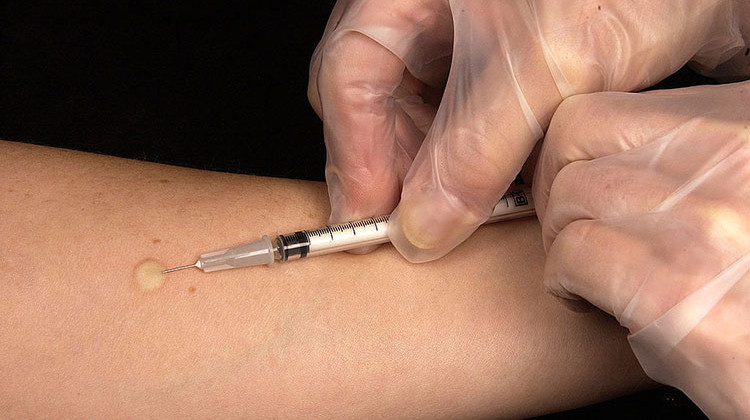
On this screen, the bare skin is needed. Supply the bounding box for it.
[0,140,652,419]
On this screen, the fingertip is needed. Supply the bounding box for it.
[388,215,441,263]
[388,209,439,263]
[388,192,485,263]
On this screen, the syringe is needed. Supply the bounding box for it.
[162,187,535,274]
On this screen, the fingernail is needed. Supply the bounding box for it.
[389,192,484,263]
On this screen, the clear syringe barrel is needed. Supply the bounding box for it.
[487,186,535,223]
[276,216,391,262]
[274,186,535,262]
[193,187,534,272]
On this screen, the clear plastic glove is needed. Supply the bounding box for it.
[308,0,744,261]
[533,82,750,418]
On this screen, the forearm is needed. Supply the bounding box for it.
[0,140,651,418]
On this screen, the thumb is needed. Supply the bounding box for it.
[389,2,558,262]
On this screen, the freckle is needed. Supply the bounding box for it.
[134,259,166,292]
[152,238,161,244]
[7,188,13,193]
[159,179,170,184]
[24,192,31,197]
[188,286,196,293]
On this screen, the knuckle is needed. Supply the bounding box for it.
[545,217,592,259]
[556,218,596,251]
[541,7,638,94]
[543,162,595,248]
[318,35,400,110]
[548,160,590,204]
[549,94,599,136]
[543,93,608,174]
[319,31,357,62]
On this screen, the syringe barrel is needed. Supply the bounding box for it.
[274,187,534,262]
[487,186,534,223]
[276,216,390,261]
[306,216,391,257]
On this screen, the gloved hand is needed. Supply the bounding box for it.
[308,0,745,261]
[533,82,749,418]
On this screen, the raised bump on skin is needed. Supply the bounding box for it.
[134,259,166,292]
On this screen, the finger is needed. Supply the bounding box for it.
[534,0,743,95]
[533,91,688,222]
[391,71,441,181]
[392,101,428,182]
[547,177,750,417]
[336,82,432,252]
[388,2,563,262]
[308,0,352,116]
[543,213,719,332]
[317,32,407,223]
[539,156,673,252]
[533,82,750,221]
[531,0,745,218]
[537,84,750,250]
[693,0,750,81]
[308,0,452,116]
[543,217,646,322]
[628,257,750,418]
[540,120,750,252]
[546,186,750,332]
[308,1,453,224]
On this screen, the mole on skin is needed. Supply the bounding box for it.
[134,259,166,292]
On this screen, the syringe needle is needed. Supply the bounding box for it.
[162,263,198,274]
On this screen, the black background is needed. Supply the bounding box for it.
[1,1,330,178]
[0,2,712,418]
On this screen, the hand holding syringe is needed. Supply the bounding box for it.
[162,187,534,274]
